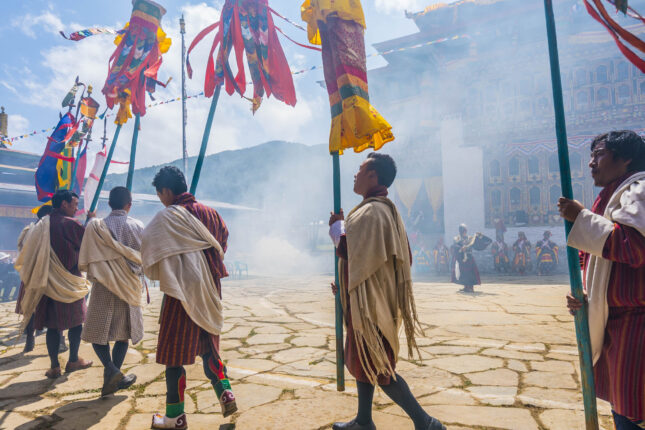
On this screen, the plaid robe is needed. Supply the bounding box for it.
[585,173,645,420]
[81,210,145,345]
[156,193,229,367]
[34,210,87,330]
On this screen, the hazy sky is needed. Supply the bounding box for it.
[0,0,453,172]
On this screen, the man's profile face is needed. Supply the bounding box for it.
[353,159,378,196]
[589,141,630,187]
[60,197,78,217]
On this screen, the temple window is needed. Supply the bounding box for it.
[508,157,520,176]
[576,91,589,109]
[617,84,631,101]
[530,186,541,207]
[510,187,521,207]
[528,156,540,175]
[491,189,502,208]
[596,87,610,106]
[617,62,629,81]
[550,185,561,206]
[596,65,609,84]
[549,153,559,173]
[489,159,501,177]
[640,81,645,99]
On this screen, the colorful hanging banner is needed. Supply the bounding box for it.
[60,28,123,41]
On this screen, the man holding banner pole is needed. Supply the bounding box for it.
[560,131,645,430]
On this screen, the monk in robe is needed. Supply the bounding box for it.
[329,153,445,430]
[512,232,532,275]
[80,187,143,397]
[490,232,510,274]
[561,131,645,430]
[142,166,235,430]
[450,224,481,293]
[15,205,52,352]
[535,231,559,275]
[14,190,93,379]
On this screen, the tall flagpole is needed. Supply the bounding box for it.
[332,151,345,392]
[126,114,140,190]
[543,1,598,428]
[190,84,221,196]
[180,14,189,176]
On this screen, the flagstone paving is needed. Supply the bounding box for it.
[0,276,616,429]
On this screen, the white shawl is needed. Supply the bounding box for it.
[141,205,224,335]
[79,218,143,307]
[14,216,91,331]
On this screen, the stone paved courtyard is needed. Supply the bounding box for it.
[0,275,615,430]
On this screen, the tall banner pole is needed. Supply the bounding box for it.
[543,1,598,428]
[190,84,221,195]
[88,124,122,215]
[126,114,141,190]
[68,145,77,192]
[332,151,345,392]
[180,15,189,175]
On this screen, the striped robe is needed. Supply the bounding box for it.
[583,174,645,420]
[33,210,87,330]
[156,193,229,367]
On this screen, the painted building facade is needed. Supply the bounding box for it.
[369,0,645,272]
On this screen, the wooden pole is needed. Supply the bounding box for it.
[543,1,598,428]
[190,85,221,195]
[126,114,141,191]
[332,151,345,392]
[88,124,122,215]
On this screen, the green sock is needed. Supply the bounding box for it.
[166,402,184,418]
[214,379,232,398]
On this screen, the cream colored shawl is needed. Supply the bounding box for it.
[568,171,645,363]
[17,223,33,251]
[141,205,224,335]
[14,216,91,331]
[340,196,424,384]
[79,218,143,307]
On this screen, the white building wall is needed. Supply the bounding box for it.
[440,116,486,241]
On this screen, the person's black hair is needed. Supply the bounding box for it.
[36,205,53,219]
[109,186,132,210]
[51,190,78,209]
[152,166,188,195]
[591,130,645,172]
[366,152,397,187]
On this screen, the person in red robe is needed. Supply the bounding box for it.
[329,153,445,430]
[148,166,234,430]
[34,190,93,378]
[561,131,645,430]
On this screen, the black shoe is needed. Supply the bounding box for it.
[332,419,376,430]
[101,371,125,397]
[58,341,68,353]
[23,336,35,353]
[118,373,137,390]
[426,417,446,430]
